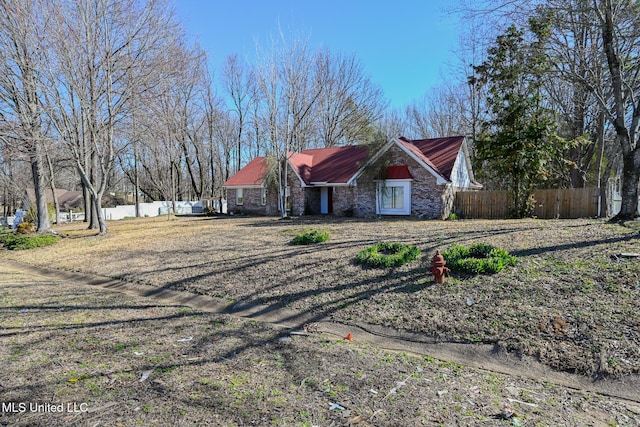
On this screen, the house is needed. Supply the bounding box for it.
[25,188,84,212]
[222,136,481,219]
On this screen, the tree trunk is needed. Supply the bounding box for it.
[134,142,140,217]
[612,148,640,220]
[88,151,99,229]
[82,183,90,223]
[93,192,108,234]
[30,147,51,233]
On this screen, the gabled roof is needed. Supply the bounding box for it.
[223,136,468,188]
[290,146,369,185]
[398,136,465,182]
[222,157,269,187]
[25,188,84,210]
[222,146,369,187]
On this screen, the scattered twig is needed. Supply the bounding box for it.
[507,398,539,408]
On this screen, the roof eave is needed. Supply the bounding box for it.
[222,183,265,189]
[309,182,353,187]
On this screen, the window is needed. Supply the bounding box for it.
[236,188,243,205]
[261,188,266,205]
[381,186,404,210]
[376,180,411,215]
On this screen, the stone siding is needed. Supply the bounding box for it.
[353,182,377,217]
[303,188,321,214]
[353,145,449,219]
[227,187,266,215]
[287,167,305,216]
[332,186,355,216]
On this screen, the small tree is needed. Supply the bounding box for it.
[471,22,567,218]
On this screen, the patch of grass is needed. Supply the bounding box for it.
[0,233,61,250]
[441,243,516,274]
[291,228,329,245]
[355,242,420,268]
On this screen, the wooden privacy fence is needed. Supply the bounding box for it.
[455,187,600,219]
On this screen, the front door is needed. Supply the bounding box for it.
[320,187,333,214]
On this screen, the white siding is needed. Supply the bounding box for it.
[450,149,472,188]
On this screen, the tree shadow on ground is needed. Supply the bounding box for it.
[510,233,639,258]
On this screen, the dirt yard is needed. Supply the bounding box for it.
[1,215,639,426]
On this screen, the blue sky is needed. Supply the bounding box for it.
[174,1,461,109]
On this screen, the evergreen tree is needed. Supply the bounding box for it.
[471,22,567,218]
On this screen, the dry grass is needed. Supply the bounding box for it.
[1,261,638,426]
[5,215,638,378]
[1,215,640,425]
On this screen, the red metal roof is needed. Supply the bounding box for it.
[222,157,269,187]
[385,165,413,179]
[223,136,466,187]
[398,136,465,181]
[290,146,369,184]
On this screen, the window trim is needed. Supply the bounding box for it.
[236,188,244,206]
[376,179,411,215]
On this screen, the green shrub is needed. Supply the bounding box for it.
[355,242,420,268]
[291,229,329,245]
[0,233,61,250]
[441,243,516,274]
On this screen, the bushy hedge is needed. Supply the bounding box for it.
[291,229,329,245]
[441,243,516,274]
[355,242,420,268]
[0,233,61,250]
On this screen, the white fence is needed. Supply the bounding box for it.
[2,200,228,226]
[610,192,640,216]
[101,200,203,221]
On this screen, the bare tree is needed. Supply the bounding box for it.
[254,33,323,217]
[0,0,52,232]
[591,0,640,219]
[222,54,253,173]
[377,109,407,140]
[44,0,175,233]
[454,0,632,216]
[405,83,468,139]
[203,82,227,202]
[174,43,208,200]
[315,49,386,147]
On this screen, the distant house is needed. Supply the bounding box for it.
[222,136,481,219]
[24,189,84,211]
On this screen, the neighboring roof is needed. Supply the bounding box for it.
[222,157,269,187]
[398,136,465,181]
[25,188,84,210]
